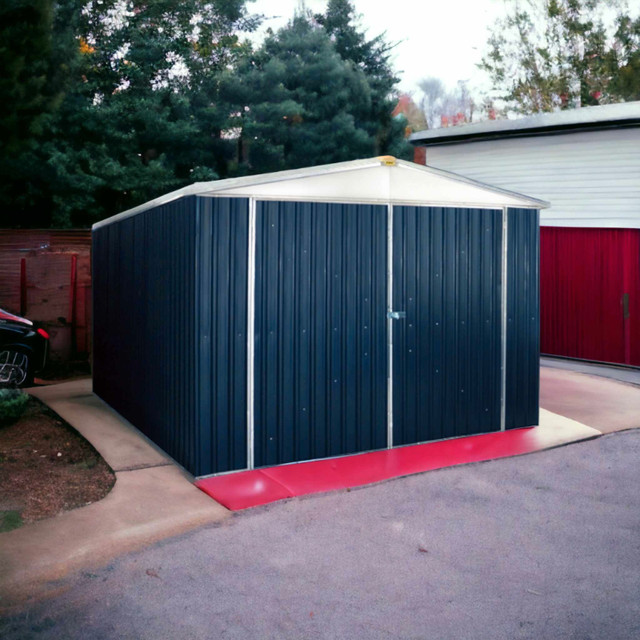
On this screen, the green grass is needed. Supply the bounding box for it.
[0,389,30,426]
[0,510,24,533]
[75,457,98,470]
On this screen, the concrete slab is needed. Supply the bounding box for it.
[28,379,172,471]
[541,366,640,433]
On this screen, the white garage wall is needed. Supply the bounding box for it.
[425,128,640,228]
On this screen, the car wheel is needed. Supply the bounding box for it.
[0,349,32,387]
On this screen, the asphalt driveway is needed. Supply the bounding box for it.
[2,429,639,640]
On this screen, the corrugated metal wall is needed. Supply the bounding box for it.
[196,197,249,475]
[94,195,541,476]
[93,196,250,477]
[540,227,640,366]
[253,201,388,467]
[93,198,200,474]
[506,208,540,428]
[392,206,502,444]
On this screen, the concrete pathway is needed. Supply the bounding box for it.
[0,380,228,608]
[540,364,640,434]
[1,430,638,639]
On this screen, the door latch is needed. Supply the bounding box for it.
[622,293,630,319]
[387,311,406,320]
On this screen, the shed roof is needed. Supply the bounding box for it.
[94,156,548,230]
[409,101,640,147]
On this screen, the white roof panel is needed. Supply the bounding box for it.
[93,157,548,230]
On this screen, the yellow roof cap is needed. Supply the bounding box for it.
[377,155,397,166]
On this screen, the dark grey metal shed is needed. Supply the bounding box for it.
[92,156,548,477]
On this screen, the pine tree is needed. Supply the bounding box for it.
[0,0,55,153]
[46,0,256,226]
[225,6,410,174]
[0,0,80,227]
[316,0,409,156]
[224,14,378,173]
[1,0,257,227]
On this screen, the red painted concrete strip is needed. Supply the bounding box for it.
[196,470,292,511]
[195,420,600,511]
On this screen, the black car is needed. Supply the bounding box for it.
[0,308,49,387]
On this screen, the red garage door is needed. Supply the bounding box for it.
[540,227,640,366]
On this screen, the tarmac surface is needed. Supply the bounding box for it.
[1,362,639,638]
[1,429,639,640]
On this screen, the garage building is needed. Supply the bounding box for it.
[410,102,640,366]
[92,156,546,477]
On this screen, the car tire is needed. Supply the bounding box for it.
[0,348,33,388]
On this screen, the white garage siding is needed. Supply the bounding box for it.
[423,127,640,229]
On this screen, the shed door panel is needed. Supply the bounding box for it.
[392,206,502,445]
[198,197,249,475]
[254,201,388,468]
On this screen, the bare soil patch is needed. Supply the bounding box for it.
[0,398,115,530]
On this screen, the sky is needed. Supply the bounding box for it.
[247,0,507,97]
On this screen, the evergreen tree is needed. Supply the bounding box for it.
[1,0,256,227]
[225,14,376,173]
[226,7,410,174]
[46,0,256,226]
[316,0,410,157]
[0,0,80,227]
[480,0,640,114]
[0,0,55,153]
[1,0,411,228]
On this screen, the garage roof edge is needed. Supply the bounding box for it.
[409,101,640,146]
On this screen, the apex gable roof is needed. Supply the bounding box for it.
[94,156,548,230]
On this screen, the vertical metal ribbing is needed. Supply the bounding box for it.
[386,203,394,448]
[500,207,509,431]
[246,198,257,469]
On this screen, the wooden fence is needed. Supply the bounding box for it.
[0,230,92,358]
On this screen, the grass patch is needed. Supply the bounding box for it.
[0,389,30,427]
[0,510,24,533]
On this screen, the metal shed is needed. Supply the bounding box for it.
[92,156,548,477]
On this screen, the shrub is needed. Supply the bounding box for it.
[0,388,30,426]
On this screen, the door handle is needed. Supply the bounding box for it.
[622,293,630,319]
[387,311,406,320]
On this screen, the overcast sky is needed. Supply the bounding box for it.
[248,0,507,96]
